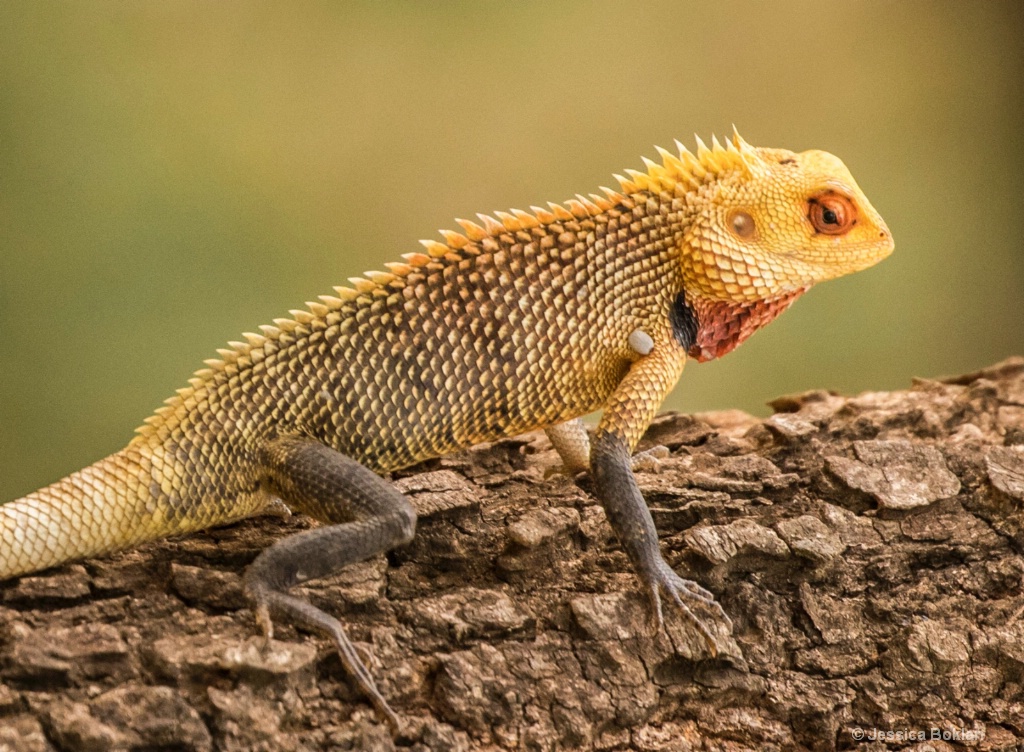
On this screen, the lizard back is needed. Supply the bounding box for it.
[141,192,690,478]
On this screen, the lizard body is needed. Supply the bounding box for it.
[0,132,893,731]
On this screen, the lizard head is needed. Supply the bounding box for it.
[667,133,894,304]
[629,132,894,361]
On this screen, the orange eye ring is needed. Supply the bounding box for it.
[808,192,857,235]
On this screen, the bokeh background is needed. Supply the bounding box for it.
[2,2,1022,501]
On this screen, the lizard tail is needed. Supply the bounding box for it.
[0,446,174,579]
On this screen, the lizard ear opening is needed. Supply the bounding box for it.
[729,210,757,240]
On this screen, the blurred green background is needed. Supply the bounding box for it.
[2,2,1022,500]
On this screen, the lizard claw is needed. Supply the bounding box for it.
[646,560,731,656]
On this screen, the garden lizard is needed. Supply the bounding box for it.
[0,131,894,731]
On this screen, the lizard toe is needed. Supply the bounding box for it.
[649,561,731,656]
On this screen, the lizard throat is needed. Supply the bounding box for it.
[683,288,808,362]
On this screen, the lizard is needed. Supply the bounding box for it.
[0,131,894,732]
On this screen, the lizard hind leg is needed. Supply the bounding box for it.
[243,435,416,735]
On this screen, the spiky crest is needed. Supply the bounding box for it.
[133,131,761,441]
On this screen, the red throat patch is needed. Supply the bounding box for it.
[688,289,807,362]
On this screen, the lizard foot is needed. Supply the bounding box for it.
[630,445,670,473]
[645,559,732,657]
[254,602,274,648]
[247,585,401,736]
[544,444,671,479]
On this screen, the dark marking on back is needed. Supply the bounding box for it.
[669,291,699,351]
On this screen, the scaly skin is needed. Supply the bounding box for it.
[0,131,893,731]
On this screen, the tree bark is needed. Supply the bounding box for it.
[2,358,1022,751]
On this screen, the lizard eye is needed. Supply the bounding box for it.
[729,210,756,239]
[808,193,857,235]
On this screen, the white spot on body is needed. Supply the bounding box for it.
[628,329,654,356]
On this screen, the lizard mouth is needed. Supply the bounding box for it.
[795,227,895,281]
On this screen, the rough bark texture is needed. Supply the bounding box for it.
[2,358,1023,752]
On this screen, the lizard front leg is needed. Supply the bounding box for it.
[591,346,731,654]
[545,419,592,475]
[243,435,416,734]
